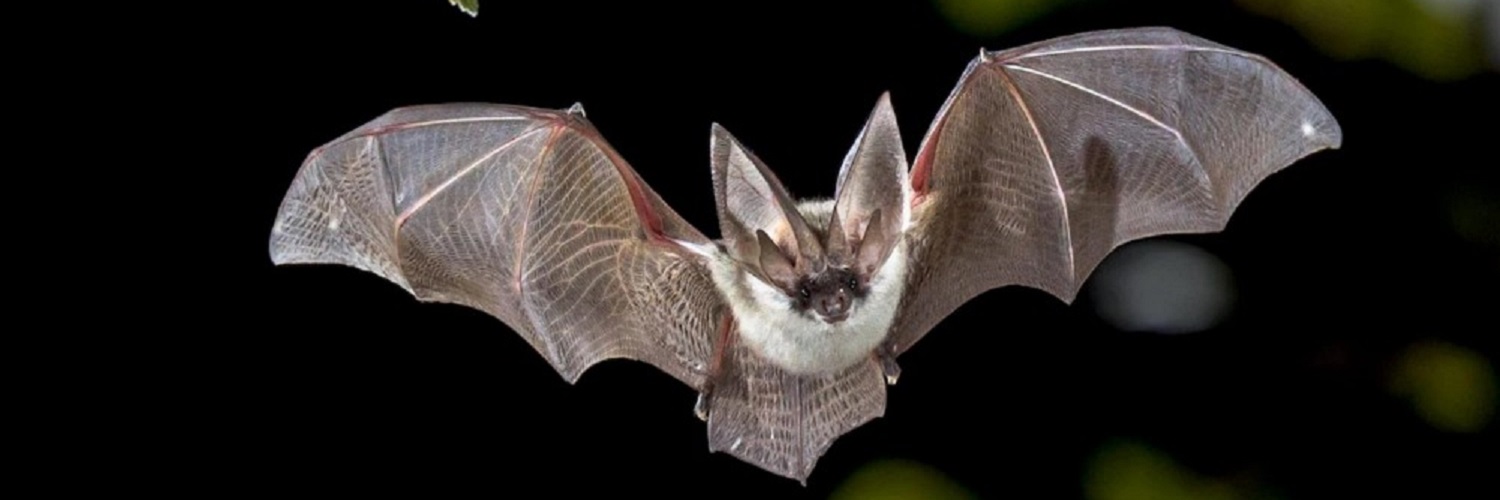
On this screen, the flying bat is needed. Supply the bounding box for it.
[268,27,1341,482]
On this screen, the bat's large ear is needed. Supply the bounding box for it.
[831,92,908,276]
[710,124,824,277]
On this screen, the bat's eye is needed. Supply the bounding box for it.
[847,277,858,289]
[799,286,810,298]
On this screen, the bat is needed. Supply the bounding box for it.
[268,27,1341,482]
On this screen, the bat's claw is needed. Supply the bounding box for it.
[694,390,712,421]
[877,348,901,385]
[566,102,587,117]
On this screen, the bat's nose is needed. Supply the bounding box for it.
[817,290,850,321]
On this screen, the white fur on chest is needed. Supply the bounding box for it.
[706,241,908,375]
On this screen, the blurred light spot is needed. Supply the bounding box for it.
[1389,341,1497,433]
[1235,0,1487,80]
[830,459,974,500]
[1085,439,1242,500]
[1089,241,1235,335]
[933,0,1069,38]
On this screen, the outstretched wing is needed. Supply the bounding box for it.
[269,103,723,389]
[889,27,1342,354]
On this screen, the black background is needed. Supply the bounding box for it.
[200,0,1498,497]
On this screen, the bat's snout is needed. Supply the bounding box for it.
[815,290,851,323]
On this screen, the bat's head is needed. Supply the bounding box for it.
[710,94,909,324]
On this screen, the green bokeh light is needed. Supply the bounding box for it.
[1237,0,1488,80]
[830,459,974,500]
[1390,341,1498,433]
[1085,440,1244,500]
[933,0,1072,38]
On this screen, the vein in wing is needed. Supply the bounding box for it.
[1006,64,1187,146]
[394,125,549,230]
[359,115,533,136]
[996,66,1076,278]
[1011,44,1253,61]
[513,127,563,292]
[1003,63,1207,186]
[793,376,805,476]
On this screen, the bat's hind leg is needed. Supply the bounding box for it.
[695,311,737,421]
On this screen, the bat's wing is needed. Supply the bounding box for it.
[270,103,722,389]
[888,27,1342,355]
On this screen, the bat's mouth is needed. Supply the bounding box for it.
[819,311,850,324]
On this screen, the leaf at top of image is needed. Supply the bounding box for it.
[449,0,478,17]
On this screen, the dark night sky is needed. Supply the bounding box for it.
[189,0,1500,497]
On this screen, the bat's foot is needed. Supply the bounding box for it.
[694,390,712,421]
[695,381,716,421]
[877,348,901,385]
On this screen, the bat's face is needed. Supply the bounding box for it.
[738,195,898,328]
[746,207,878,325]
[790,265,864,323]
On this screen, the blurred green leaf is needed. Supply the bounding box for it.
[1236,0,1487,80]
[1390,341,1498,433]
[933,0,1070,39]
[830,459,974,500]
[449,0,479,17]
[1390,0,1485,80]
